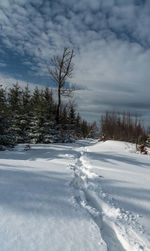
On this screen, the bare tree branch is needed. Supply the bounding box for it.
[48,48,75,122]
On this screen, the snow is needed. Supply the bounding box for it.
[0,140,150,250]
[73,140,150,251]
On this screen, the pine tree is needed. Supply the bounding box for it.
[81,120,89,138]
[31,87,41,112]
[19,85,32,142]
[60,106,68,130]
[68,104,76,127]
[74,113,81,138]
[8,83,24,143]
[28,87,55,143]
[0,85,14,148]
[8,82,22,112]
[0,82,91,147]
[88,121,99,138]
[43,87,55,117]
[146,134,150,147]
[22,85,31,112]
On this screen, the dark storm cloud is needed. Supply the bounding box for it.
[0,0,150,122]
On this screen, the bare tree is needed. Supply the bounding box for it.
[100,111,146,143]
[48,48,75,122]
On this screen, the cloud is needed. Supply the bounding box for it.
[0,74,42,90]
[73,38,150,123]
[0,0,150,123]
[0,62,7,67]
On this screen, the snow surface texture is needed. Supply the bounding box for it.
[0,140,150,250]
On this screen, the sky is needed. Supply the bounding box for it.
[0,0,150,124]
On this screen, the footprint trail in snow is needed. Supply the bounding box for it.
[70,143,150,251]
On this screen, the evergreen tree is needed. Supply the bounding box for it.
[29,87,56,143]
[75,113,81,138]
[0,85,8,147]
[43,87,55,118]
[80,120,89,138]
[146,133,150,147]
[8,82,22,112]
[31,87,41,113]
[8,83,24,143]
[0,82,92,148]
[88,121,99,138]
[19,85,32,142]
[68,104,76,126]
[0,85,14,148]
[60,106,68,130]
[22,85,31,112]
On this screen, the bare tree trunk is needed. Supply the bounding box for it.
[48,48,75,123]
[56,86,61,123]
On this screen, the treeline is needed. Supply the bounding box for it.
[0,83,95,149]
[101,111,147,144]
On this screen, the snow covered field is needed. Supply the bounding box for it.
[0,140,150,251]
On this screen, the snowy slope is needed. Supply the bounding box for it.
[72,140,150,251]
[0,140,150,250]
[0,142,104,251]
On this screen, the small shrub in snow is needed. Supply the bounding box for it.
[24,144,31,151]
[0,145,6,151]
[146,134,150,148]
[137,144,148,155]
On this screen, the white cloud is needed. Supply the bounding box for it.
[0,0,150,123]
[0,74,42,90]
[0,62,7,67]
